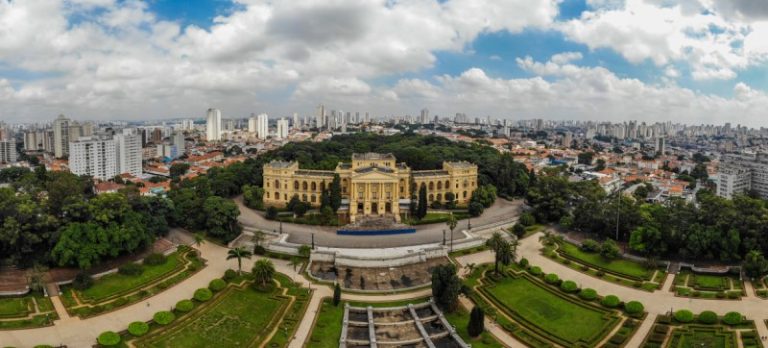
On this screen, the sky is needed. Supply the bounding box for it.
[1,0,768,127]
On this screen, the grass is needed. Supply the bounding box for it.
[557,242,652,280]
[0,297,29,318]
[134,284,289,348]
[306,299,345,348]
[444,307,504,348]
[483,273,619,346]
[691,274,729,290]
[667,326,737,348]
[0,293,58,330]
[79,253,181,302]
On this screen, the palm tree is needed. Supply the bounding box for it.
[227,247,253,275]
[446,212,458,251]
[539,230,555,247]
[252,258,276,287]
[193,232,205,249]
[494,239,517,275]
[289,257,302,272]
[463,263,476,277]
[486,232,504,251]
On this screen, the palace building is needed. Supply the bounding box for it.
[262,153,478,222]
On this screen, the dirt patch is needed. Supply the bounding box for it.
[310,257,450,291]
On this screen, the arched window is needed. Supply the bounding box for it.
[437,181,442,190]
[463,180,468,188]
[463,191,467,198]
[275,191,280,200]
[275,180,280,188]
[428,182,434,191]
[445,180,450,189]
[302,194,307,202]
[320,182,326,191]
[311,194,316,203]
[266,192,270,199]
[311,182,317,191]
[437,193,442,202]
[303,181,308,190]
[429,194,434,202]
[294,181,299,190]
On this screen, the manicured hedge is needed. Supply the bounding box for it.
[698,310,718,324]
[97,331,121,346]
[153,310,176,325]
[674,310,694,323]
[118,262,144,276]
[519,258,529,268]
[209,278,227,292]
[529,266,542,276]
[601,295,620,308]
[175,299,194,312]
[579,288,598,301]
[223,269,238,281]
[194,288,213,302]
[128,321,149,337]
[560,280,579,293]
[624,301,644,315]
[723,311,742,325]
[544,273,560,284]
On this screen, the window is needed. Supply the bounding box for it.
[294,181,299,190]
[429,182,434,190]
[275,180,280,188]
[275,192,280,200]
[429,194,434,201]
[463,191,467,198]
[303,181,308,190]
[437,181,442,190]
[311,194,316,203]
[311,182,317,191]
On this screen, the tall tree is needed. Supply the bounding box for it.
[333,283,341,306]
[467,306,485,337]
[203,196,241,242]
[330,174,342,212]
[417,184,428,220]
[431,264,461,313]
[252,258,275,288]
[226,247,252,275]
[493,239,516,274]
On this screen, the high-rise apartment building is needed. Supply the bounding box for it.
[0,140,17,163]
[655,137,666,155]
[53,114,70,158]
[292,113,299,130]
[248,113,258,133]
[173,131,186,157]
[315,105,325,129]
[114,128,143,176]
[181,119,195,130]
[276,118,289,140]
[69,136,117,180]
[420,108,429,124]
[257,113,269,140]
[206,108,222,141]
[717,153,768,199]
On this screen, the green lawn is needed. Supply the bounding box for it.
[691,274,729,290]
[306,299,345,348]
[444,307,504,348]
[79,252,181,302]
[558,242,652,280]
[0,297,29,318]
[134,286,288,348]
[484,274,618,346]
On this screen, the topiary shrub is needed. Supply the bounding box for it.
[118,262,144,276]
[175,299,194,312]
[601,295,621,308]
[560,280,579,293]
[723,312,742,325]
[194,288,213,302]
[73,272,94,290]
[97,331,121,346]
[143,253,167,266]
[698,310,718,324]
[579,288,598,301]
[209,278,227,292]
[580,239,600,252]
[153,311,176,325]
[519,258,529,268]
[624,301,644,315]
[128,321,149,337]
[529,266,542,276]
[674,310,694,323]
[544,273,560,284]
[223,269,237,281]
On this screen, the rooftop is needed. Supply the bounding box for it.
[446,161,476,168]
[266,160,295,169]
[351,152,395,161]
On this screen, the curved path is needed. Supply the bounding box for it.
[235,196,523,248]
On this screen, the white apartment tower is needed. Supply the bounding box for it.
[248,113,258,133]
[69,136,117,180]
[292,113,299,130]
[173,131,186,157]
[276,118,289,140]
[206,108,222,141]
[181,119,195,130]
[0,140,17,164]
[420,108,429,124]
[718,153,768,199]
[53,114,70,158]
[257,113,269,140]
[114,128,143,176]
[315,105,325,129]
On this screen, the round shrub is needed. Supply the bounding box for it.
[579,288,598,301]
[175,299,194,312]
[544,273,560,284]
[194,288,213,302]
[153,311,176,325]
[601,295,621,308]
[223,269,238,281]
[723,312,742,325]
[97,331,121,346]
[674,310,694,323]
[698,311,718,324]
[209,278,227,292]
[560,280,579,293]
[624,301,644,315]
[519,258,529,268]
[529,266,542,276]
[34,345,54,348]
[143,253,167,266]
[128,321,149,337]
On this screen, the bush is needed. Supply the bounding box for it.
[223,269,237,281]
[674,310,694,323]
[175,299,194,312]
[194,288,213,302]
[580,239,600,252]
[529,266,542,276]
[654,325,669,334]
[600,239,621,259]
[560,280,579,293]
[698,310,718,324]
[143,253,167,266]
[519,258,529,268]
[512,223,525,238]
[128,321,149,337]
[73,272,94,290]
[118,262,144,276]
[601,295,621,308]
[519,212,535,226]
[468,202,484,217]
[609,334,627,344]
[97,331,121,346]
[624,301,644,315]
[153,311,176,325]
[723,311,742,325]
[596,270,605,277]
[209,278,227,292]
[579,288,598,301]
[544,273,560,284]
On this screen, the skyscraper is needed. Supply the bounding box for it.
[114,128,143,176]
[69,136,117,180]
[276,118,289,140]
[315,105,325,129]
[655,137,666,155]
[181,119,195,130]
[53,114,70,158]
[248,113,258,133]
[420,108,429,124]
[206,108,222,141]
[292,112,299,130]
[257,113,269,140]
[0,140,17,164]
[173,131,186,157]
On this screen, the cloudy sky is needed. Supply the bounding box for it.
[1,0,767,126]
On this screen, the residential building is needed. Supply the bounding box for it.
[263,153,478,222]
[276,118,289,140]
[173,131,186,157]
[0,140,17,163]
[206,108,222,141]
[181,119,195,130]
[420,108,429,124]
[114,128,143,176]
[655,137,666,154]
[717,153,768,199]
[248,113,258,133]
[257,113,269,140]
[53,114,70,158]
[69,136,117,180]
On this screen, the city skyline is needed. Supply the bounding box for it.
[1,0,768,126]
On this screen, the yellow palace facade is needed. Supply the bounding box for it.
[262,153,478,222]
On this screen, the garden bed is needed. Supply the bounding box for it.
[0,293,59,330]
[640,312,763,348]
[672,271,744,300]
